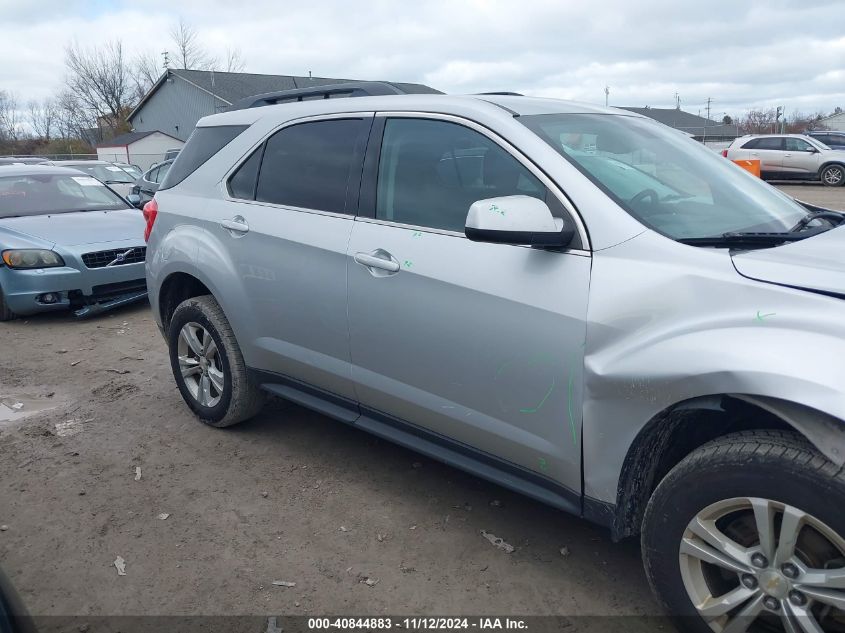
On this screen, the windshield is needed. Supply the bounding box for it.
[0,173,130,218]
[520,113,813,240]
[119,165,142,179]
[71,163,135,184]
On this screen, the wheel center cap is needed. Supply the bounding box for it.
[199,357,208,372]
[759,570,789,599]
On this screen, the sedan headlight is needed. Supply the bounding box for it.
[1,249,65,269]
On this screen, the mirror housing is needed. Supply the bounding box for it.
[126,193,142,208]
[465,196,574,247]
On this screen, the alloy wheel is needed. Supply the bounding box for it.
[822,167,843,186]
[679,497,845,632]
[177,322,225,408]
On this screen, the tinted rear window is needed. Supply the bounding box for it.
[159,125,248,190]
[255,118,367,213]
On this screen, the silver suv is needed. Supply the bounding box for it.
[724,133,845,186]
[145,84,845,632]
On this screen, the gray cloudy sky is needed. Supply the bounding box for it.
[1,0,843,118]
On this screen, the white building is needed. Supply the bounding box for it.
[816,111,845,131]
[96,131,183,171]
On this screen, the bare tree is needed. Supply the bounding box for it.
[224,47,246,73]
[27,97,58,141]
[55,89,95,143]
[740,108,777,134]
[134,51,162,101]
[65,40,134,135]
[0,90,23,141]
[170,18,216,70]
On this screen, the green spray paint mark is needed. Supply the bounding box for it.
[412,231,422,238]
[756,311,776,322]
[403,260,413,268]
[488,204,505,216]
[519,377,556,414]
[538,458,548,472]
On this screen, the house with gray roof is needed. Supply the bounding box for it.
[128,69,437,142]
[619,106,741,141]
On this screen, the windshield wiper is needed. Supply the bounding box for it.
[789,210,845,232]
[678,225,833,248]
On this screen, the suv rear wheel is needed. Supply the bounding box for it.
[642,430,845,633]
[820,164,844,187]
[168,295,265,427]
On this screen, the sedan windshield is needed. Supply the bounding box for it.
[0,174,130,218]
[520,113,813,241]
[71,163,135,184]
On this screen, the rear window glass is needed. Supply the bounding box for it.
[159,125,247,190]
[227,147,263,200]
[0,174,129,218]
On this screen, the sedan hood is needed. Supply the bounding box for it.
[0,208,144,246]
[731,225,845,296]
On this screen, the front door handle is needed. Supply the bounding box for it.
[220,216,249,234]
[354,250,400,274]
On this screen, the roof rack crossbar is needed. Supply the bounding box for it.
[230,82,416,111]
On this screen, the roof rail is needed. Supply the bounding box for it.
[229,81,440,111]
[475,92,524,96]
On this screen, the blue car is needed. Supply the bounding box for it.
[0,165,148,320]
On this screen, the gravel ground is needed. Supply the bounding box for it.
[0,304,657,626]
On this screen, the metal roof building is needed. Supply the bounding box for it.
[127,69,437,141]
[619,106,741,140]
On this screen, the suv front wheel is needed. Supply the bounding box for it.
[821,164,844,187]
[642,430,845,632]
[167,295,265,427]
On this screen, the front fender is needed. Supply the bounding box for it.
[583,231,845,503]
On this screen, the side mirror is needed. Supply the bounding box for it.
[127,193,142,208]
[465,195,574,247]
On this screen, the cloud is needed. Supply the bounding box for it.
[0,0,843,118]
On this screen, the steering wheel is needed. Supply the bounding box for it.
[630,188,659,207]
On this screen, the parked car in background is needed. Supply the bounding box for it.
[53,160,137,199]
[146,86,845,632]
[164,148,181,161]
[807,130,845,150]
[114,162,143,179]
[0,157,52,166]
[128,159,173,208]
[0,165,147,320]
[724,133,845,185]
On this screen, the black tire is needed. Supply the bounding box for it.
[167,294,265,427]
[0,286,17,322]
[642,430,845,632]
[820,164,845,187]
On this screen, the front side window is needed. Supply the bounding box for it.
[156,162,172,184]
[0,174,129,218]
[376,118,553,232]
[785,138,813,152]
[520,113,813,241]
[255,118,366,214]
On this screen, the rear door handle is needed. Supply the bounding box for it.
[354,250,400,274]
[220,216,249,234]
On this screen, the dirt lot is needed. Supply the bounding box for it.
[0,304,657,626]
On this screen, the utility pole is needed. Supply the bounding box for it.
[775,106,784,134]
[604,85,610,107]
[161,50,170,70]
[674,91,681,109]
[705,97,713,121]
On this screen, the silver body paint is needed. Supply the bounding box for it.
[146,94,845,519]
